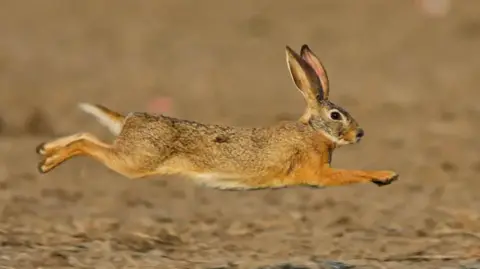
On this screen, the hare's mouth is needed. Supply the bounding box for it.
[338,135,362,146]
[318,130,359,146]
[339,128,364,145]
[336,139,353,146]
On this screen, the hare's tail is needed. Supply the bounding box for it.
[78,103,125,135]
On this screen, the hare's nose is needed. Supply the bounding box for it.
[356,128,365,139]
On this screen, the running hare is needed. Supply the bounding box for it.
[36,45,398,190]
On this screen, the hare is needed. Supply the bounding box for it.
[36,44,398,190]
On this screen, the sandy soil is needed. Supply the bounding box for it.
[1,1,480,268]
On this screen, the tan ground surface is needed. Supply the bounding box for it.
[1,1,480,268]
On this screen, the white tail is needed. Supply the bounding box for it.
[78,103,125,135]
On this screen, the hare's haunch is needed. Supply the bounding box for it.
[36,45,398,190]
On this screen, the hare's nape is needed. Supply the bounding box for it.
[36,133,142,178]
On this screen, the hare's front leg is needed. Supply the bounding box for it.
[36,133,144,178]
[310,168,398,187]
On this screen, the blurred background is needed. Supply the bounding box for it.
[0,1,480,268]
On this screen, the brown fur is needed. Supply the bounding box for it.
[36,45,398,190]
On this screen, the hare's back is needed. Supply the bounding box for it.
[171,120,309,174]
[116,113,309,175]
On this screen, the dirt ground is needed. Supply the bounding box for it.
[1,1,480,268]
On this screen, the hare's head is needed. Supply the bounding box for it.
[286,45,363,146]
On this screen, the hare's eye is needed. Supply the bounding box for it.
[329,111,342,121]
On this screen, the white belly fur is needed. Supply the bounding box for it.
[192,173,255,190]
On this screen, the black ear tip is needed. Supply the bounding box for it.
[300,44,310,53]
[285,45,295,55]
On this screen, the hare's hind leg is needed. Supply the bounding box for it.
[36,133,142,178]
[36,133,97,156]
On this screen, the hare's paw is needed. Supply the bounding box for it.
[36,140,65,156]
[36,139,69,173]
[35,142,47,155]
[36,134,86,156]
[371,171,399,187]
[37,148,69,174]
[37,159,49,173]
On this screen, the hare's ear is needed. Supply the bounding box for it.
[300,44,330,99]
[285,46,325,107]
